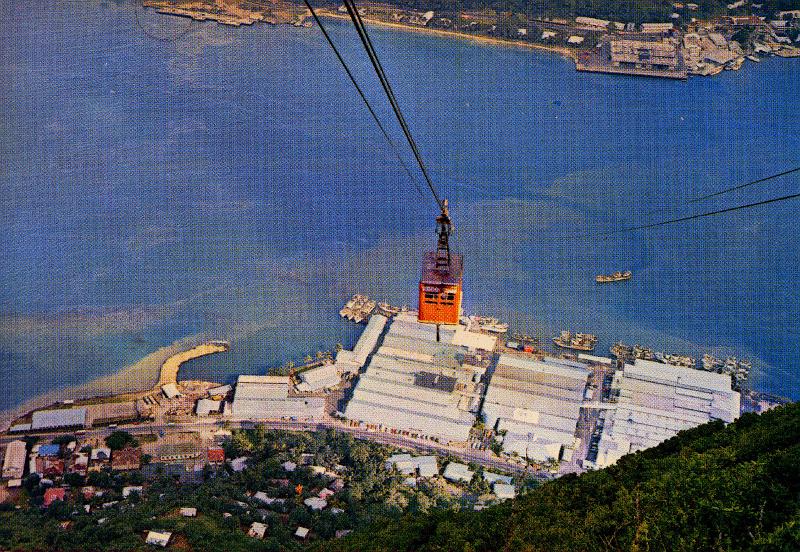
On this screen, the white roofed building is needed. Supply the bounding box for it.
[231,375,325,420]
[195,399,222,416]
[493,482,516,500]
[596,359,740,468]
[2,440,27,479]
[385,454,439,477]
[343,313,488,443]
[335,314,388,374]
[442,462,473,483]
[31,408,88,431]
[296,364,342,392]
[482,355,589,462]
[145,531,171,547]
[161,383,181,399]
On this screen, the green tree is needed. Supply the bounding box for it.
[104,430,139,451]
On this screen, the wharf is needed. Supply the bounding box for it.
[339,294,376,323]
[575,56,688,80]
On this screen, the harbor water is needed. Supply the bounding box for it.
[1,0,799,411]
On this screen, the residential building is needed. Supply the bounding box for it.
[111,447,141,471]
[442,462,473,483]
[43,487,66,507]
[248,522,267,539]
[145,531,171,547]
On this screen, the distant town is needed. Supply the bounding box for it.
[143,1,800,79]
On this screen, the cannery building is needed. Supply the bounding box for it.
[343,312,493,443]
[231,375,325,420]
[482,355,590,462]
[595,359,740,467]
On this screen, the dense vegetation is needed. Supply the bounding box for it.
[0,429,494,551]
[375,0,800,23]
[2,404,798,550]
[324,402,800,551]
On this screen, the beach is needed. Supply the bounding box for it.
[0,339,228,432]
[318,10,577,60]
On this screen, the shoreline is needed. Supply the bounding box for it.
[0,338,228,433]
[317,11,577,61]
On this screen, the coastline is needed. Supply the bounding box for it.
[0,337,228,432]
[317,11,577,61]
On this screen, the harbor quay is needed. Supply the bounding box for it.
[3,295,782,477]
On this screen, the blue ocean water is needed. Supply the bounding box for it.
[1,1,798,410]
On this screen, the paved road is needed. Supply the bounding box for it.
[1,416,551,479]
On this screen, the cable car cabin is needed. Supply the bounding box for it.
[418,251,463,325]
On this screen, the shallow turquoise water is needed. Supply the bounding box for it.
[1,1,799,409]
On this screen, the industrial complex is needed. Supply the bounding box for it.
[483,355,590,462]
[594,359,741,468]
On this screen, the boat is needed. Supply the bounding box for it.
[553,331,597,352]
[702,354,723,372]
[377,302,401,316]
[340,294,375,322]
[746,55,760,62]
[470,315,509,334]
[632,345,657,361]
[610,342,634,360]
[595,271,632,283]
[663,353,695,369]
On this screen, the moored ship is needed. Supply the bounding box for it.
[553,331,598,351]
[469,315,509,334]
[596,271,632,283]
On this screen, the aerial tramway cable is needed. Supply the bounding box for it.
[644,165,800,216]
[686,165,800,204]
[302,0,429,204]
[564,191,800,240]
[341,0,446,213]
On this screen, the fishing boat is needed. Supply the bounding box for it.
[610,342,634,360]
[596,271,632,283]
[702,354,723,372]
[553,331,597,352]
[470,315,510,334]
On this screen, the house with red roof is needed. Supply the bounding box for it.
[207,447,225,464]
[43,487,66,508]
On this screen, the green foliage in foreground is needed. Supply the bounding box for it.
[322,402,800,552]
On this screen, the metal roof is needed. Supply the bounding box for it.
[31,408,87,430]
[420,251,463,284]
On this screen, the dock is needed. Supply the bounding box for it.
[339,295,376,323]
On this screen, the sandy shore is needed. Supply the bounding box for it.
[0,337,228,433]
[317,11,577,61]
[156,342,229,388]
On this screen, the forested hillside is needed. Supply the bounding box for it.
[325,402,800,551]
